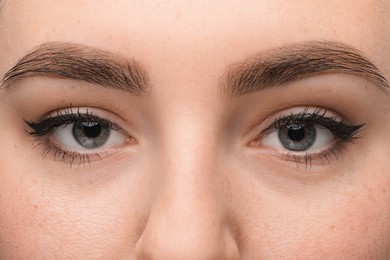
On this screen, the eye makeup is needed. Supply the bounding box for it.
[252,107,364,167]
[24,106,132,166]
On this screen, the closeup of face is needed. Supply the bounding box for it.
[1,0,390,259]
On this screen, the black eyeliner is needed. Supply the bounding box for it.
[261,108,364,141]
[25,108,115,137]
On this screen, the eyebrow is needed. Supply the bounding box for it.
[222,41,389,97]
[0,42,150,95]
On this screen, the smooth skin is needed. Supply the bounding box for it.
[1,0,390,259]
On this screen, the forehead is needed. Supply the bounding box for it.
[0,0,389,84]
[1,1,386,35]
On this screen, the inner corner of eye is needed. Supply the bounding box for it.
[249,132,274,147]
[126,136,138,144]
[248,138,260,147]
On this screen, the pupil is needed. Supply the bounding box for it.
[287,125,305,141]
[82,122,101,138]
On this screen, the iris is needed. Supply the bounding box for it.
[72,121,111,149]
[278,123,316,151]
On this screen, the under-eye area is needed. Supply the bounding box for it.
[250,107,364,166]
[24,106,134,166]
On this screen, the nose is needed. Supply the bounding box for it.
[134,139,240,259]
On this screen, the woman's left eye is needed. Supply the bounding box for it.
[253,108,364,164]
[263,122,334,152]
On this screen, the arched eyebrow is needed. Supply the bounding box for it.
[221,41,389,97]
[0,42,150,96]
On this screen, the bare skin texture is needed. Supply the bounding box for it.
[1,0,390,259]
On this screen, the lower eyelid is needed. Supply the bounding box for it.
[31,132,133,166]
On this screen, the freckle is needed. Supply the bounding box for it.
[330,225,335,230]
[14,144,17,149]
[382,188,387,194]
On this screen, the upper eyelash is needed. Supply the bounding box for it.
[261,107,364,141]
[25,107,119,137]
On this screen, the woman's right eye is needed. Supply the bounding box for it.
[25,107,132,164]
[52,120,128,151]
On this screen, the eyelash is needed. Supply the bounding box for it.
[258,108,363,167]
[25,107,122,166]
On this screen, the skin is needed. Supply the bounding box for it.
[0,0,390,259]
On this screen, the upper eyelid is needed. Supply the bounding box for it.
[25,107,126,136]
[25,105,147,142]
[257,108,340,130]
[258,110,363,144]
[260,113,341,135]
[45,107,124,124]
[36,114,119,129]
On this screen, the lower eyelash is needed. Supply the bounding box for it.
[282,140,351,168]
[30,136,105,167]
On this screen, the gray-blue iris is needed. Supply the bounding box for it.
[278,123,316,151]
[72,121,110,149]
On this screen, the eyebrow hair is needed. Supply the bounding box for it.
[0,42,150,95]
[222,41,389,96]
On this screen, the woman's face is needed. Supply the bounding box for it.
[1,0,390,259]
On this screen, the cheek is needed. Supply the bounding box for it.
[233,168,390,259]
[0,161,145,259]
[294,192,390,258]
[239,190,390,258]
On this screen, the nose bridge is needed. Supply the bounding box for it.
[156,105,222,191]
[134,114,239,259]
